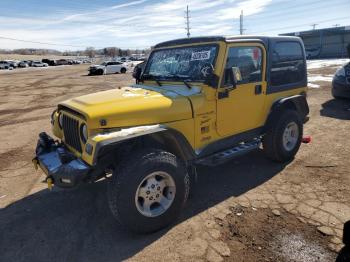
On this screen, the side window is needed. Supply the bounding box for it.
[270,42,305,86]
[223,46,262,86]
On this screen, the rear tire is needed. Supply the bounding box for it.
[263,110,303,162]
[107,149,190,233]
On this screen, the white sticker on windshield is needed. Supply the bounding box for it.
[191,51,211,61]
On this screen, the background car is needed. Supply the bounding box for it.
[56,59,69,66]
[42,59,56,66]
[0,61,13,70]
[31,61,48,67]
[18,61,29,68]
[332,62,350,99]
[89,61,127,75]
[5,60,19,68]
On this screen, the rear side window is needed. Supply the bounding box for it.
[270,42,305,86]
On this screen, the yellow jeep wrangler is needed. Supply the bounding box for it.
[33,36,309,233]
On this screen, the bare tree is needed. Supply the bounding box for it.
[85,47,96,58]
[107,47,118,58]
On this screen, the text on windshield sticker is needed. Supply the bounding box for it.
[191,51,211,61]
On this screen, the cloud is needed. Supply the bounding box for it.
[0,0,273,50]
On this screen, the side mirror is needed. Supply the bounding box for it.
[224,67,241,89]
[133,66,142,83]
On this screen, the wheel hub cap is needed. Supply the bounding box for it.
[282,122,299,151]
[135,171,176,217]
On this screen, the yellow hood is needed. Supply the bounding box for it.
[60,86,194,129]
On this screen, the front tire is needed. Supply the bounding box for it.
[108,149,190,233]
[120,67,127,74]
[263,110,303,162]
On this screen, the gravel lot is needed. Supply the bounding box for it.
[0,63,349,261]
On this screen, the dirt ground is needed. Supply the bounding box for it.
[0,63,349,262]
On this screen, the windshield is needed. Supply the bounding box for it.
[143,45,218,81]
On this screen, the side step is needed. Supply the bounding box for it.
[196,139,261,166]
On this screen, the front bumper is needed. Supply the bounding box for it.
[332,79,350,98]
[33,133,91,188]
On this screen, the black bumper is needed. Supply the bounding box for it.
[33,133,91,188]
[332,79,350,98]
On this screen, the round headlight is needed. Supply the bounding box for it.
[80,124,88,143]
[58,112,63,129]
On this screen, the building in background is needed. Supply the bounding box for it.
[281,26,350,59]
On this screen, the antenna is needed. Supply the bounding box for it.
[185,5,191,38]
[311,23,318,30]
[239,10,245,35]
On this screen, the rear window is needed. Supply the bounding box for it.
[270,42,305,86]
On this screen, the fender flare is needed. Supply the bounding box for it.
[265,94,309,130]
[92,125,195,165]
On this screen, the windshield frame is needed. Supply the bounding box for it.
[142,43,219,83]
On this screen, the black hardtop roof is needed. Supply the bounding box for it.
[154,35,302,49]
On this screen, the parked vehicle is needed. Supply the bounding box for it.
[33,36,309,233]
[31,61,48,67]
[18,61,29,68]
[56,59,69,66]
[0,61,13,70]
[42,59,57,66]
[332,47,350,99]
[332,63,350,99]
[5,60,19,68]
[88,61,127,75]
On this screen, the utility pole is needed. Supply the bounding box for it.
[185,5,191,38]
[333,24,340,28]
[239,10,245,35]
[311,23,318,30]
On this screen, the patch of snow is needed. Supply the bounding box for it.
[308,75,333,82]
[307,59,349,69]
[307,83,320,89]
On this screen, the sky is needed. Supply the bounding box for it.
[0,0,349,51]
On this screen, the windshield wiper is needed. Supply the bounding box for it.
[142,73,162,86]
[183,79,192,89]
[165,74,193,89]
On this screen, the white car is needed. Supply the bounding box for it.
[32,61,48,67]
[89,61,127,75]
[0,61,13,70]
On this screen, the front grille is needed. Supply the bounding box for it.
[62,114,82,153]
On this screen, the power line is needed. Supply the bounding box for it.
[0,36,91,48]
[185,5,191,38]
[249,16,350,34]
[245,0,348,21]
[0,35,150,50]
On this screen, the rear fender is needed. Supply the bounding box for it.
[265,94,309,130]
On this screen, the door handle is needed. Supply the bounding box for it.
[255,84,262,95]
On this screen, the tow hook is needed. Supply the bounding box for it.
[46,177,53,190]
[302,136,312,144]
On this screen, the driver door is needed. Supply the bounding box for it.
[216,43,267,137]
